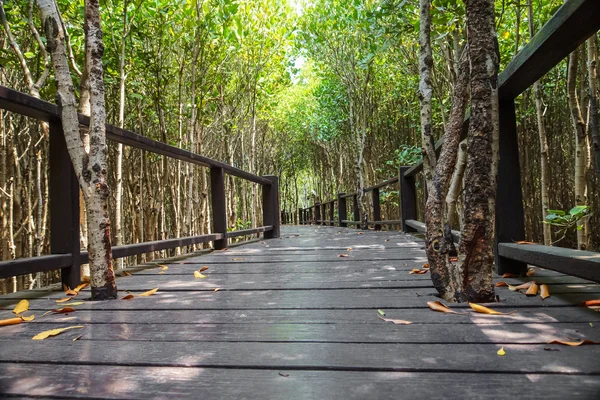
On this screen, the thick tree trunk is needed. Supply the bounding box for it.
[588,35,600,173]
[528,0,552,245]
[457,0,499,303]
[38,0,117,299]
[426,49,469,302]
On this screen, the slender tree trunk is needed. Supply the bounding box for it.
[457,0,499,303]
[446,140,467,229]
[38,0,117,299]
[528,0,552,245]
[419,0,436,191]
[587,35,600,173]
[567,47,589,250]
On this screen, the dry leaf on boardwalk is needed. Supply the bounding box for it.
[59,302,85,307]
[548,339,600,346]
[200,266,209,272]
[213,288,220,292]
[502,273,517,278]
[526,268,536,277]
[32,325,84,340]
[581,299,600,307]
[358,232,364,235]
[56,298,71,303]
[427,301,466,314]
[72,335,82,342]
[73,283,89,293]
[139,288,158,297]
[65,289,78,296]
[0,317,23,327]
[525,282,539,296]
[338,254,349,258]
[469,303,517,315]
[409,268,428,274]
[81,275,90,283]
[20,314,35,321]
[495,282,509,287]
[539,284,550,299]
[378,316,412,325]
[497,347,506,356]
[43,307,76,317]
[123,271,132,276]
[121,294,135,300]
[232,258,245,261]
[508,281,534,292]
[194,271,207,279]
[158,265,169,271]
[12,299,29,315]
[514,241,536,245]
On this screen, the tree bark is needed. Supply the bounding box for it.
[457,0,499,303]
[38,0,117,299]
[587,35,600,173]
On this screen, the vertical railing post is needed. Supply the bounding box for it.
[495,100,527,275]
[262,175,280,239]
[321,203,326,226]
[210,167,228,249]
[338,193,347,227]
[352,194,360,229]
[329,200,334,226]
[50,120,81,289]
[315,202,321,225]
[399,166,417,232]
[298,208,303,225]
[372,188,381,231]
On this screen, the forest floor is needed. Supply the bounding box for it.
[0,226,600,398]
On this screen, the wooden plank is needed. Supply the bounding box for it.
[3,341,600,374]
[1,364,598,400]
[1,321,599,344]
[499,243,600,282]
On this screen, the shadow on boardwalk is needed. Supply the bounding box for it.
[1,226,600,399]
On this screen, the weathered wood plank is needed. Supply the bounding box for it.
[1,364,598,400]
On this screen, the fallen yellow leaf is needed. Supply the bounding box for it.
[347,247,353,251]
[0,317,23,327]
[20,314,35,322]
[497,347,506,356]
[121,294,135,300]
[378,316,412,325]
[59,302,85,307]
[213,288,220,292]
[158,265,169,271]
[540,284,550,300]
[427,301,466,314]
[509,281,534,292]
[32,326,84,340]
[194,271,207,279]
[81,275,90,283]
[139,288,158,297]
[525,282,539,296]
[13,299,29,315]
[73,283,89,293]
[548,339,600,346]
[469,303,517,315]
[56,298,71,303]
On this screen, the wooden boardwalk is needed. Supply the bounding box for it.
[1,225,600,399]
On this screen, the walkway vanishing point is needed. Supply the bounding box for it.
[1,225,600,399]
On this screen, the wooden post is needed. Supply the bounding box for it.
[210,167,228,249]
[262,175,280,239]
[495,100,527,275]
[399,166,417,232]
[338,193,347,227]
[372,188,381,231]
[315,203,321,226]
[50,120,81,289]
[298,208,303,225]
[329,201,334,226]
[352,194,360,229]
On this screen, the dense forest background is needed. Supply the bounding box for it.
[0,0,598,293]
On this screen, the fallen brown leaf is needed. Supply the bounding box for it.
[385,239,390,242]
[502,273,517,278]
[32,326,84,340]
[469,303,517,315]
[65,289,78,296]
[43,307,76,317]
[526,268,536,277]
[338,254,349,258]
[232,258,245,261]
[12,299,29,315]
[73,283,89,293]
[540,284,550,300]
[423,263,430,269]
[378,316,412,325]
[509,281,534,292]
[200,266,209,272]
[139,288,159,297]
[358,232,364,235]
[409,268,428,274]
[0,317,23,327]
[548,339,600,346]
[525,282,539,296]
[427,301,466,314]
[581,299,600,307]
[121,294,135,300]
[279,373,289,377]
[495,282,509,287]
[81,275,90,283]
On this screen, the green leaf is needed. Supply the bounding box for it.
[377,309,386,316]
[569,205,588,216]
[547,209,566,216]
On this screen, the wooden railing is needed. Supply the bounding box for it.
[0,86,280,289]
[286,0,600,283]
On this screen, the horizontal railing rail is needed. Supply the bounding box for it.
[0,87,281,288]
[285,0,600,283]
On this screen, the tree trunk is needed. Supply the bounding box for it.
[457,0,499,303]
[38,0,117,299]
[587,35,600,174]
